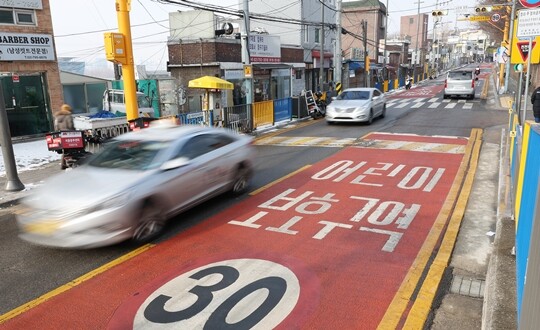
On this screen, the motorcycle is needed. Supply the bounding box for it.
[314,91,327,116]
[46,130,92,169]
[405,78,412,90]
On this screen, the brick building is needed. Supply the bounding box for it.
[167,11,305,112]
[0,0,63,137]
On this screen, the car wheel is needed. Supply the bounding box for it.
[443,94,448,99]
[231,165,251,195]
[367,110,374,125]
[132,202,166,243]
[380,104,386,118]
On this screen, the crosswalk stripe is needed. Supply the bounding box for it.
[428,102,441,108]
[395,102,410,108]
[411,102,425,108]
[442,99,451,103]
[445,103,457,109]
[429,98,438,102]
[462,103,473,109]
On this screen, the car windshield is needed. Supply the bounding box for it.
[448,71,472,80]
[87,139,171,170]
[337,91,370,100]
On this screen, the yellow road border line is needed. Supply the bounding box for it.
[481,75,489,99]
[377,128,482,329]
[403,129,482,328]
[249,165,312,196]
[0,244,154,324]
[254,119,317,141]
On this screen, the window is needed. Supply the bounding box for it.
[178,134,232,160]
[0,8,35,26]
[303,25,309,43]
[409,18,414,24]
[16,10,34,25]
[315,28,320,43]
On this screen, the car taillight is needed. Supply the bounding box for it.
[444,79,447,88]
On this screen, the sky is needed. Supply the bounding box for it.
[49,0,469,74]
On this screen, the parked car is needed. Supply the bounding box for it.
[443,70,476,100]
[16,123,256,249]
[325,88,386,125]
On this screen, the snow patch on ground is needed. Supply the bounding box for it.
[0,140,61,177]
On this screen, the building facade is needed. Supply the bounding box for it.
[0,0,63,137]
[167,11,305,113]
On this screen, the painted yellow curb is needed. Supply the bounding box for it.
[403,129,483,328]
[0,244,154,324]
[377,128,482,329]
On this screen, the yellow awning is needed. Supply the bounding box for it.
[188,76,234,90]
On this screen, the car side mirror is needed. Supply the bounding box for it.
[161,157,190,170]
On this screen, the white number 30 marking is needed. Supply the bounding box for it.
[134,259,300,329]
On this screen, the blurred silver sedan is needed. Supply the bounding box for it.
[325,87,386,125]
[16,124,256,249]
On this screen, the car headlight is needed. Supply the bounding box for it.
[88,192,131,213]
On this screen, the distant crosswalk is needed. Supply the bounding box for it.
[387,97,479,110]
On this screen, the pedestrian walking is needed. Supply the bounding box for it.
[54,103,74,131]
[530,86,540,123]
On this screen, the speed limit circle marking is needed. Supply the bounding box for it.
[118,259,300,329]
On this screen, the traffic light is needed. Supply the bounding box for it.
[432,10,448,16]
[475,6,492,13]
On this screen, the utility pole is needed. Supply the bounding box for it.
[503,0,518,93]
[0,87,24,191]
[115,0,138,124]
[242,0,253,105]
[414,1,423,82]
[362,20,368,87]
[319,0,325,91]
[382,0,389,82]
[334,0,342,86]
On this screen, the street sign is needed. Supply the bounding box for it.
[492,13,501,22]
[511,22,540,64]
[468,15,491,21]
[517,8,540,37]
[517,41,536,62]
[519,0,540,8]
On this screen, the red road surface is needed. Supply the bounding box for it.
[389,84,444,99]
[2,134,467,329]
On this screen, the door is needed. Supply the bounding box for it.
[1,73,51,137]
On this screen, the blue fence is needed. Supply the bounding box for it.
[177,111,213,126]
[274,98,292,122]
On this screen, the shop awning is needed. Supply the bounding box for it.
[188,76,234,90]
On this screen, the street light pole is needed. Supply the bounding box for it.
[319,0,325,91]
[382,0,389,81]
[503,0,518,93]
[414,1,423,81]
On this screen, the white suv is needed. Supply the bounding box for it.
[443,70,475,100]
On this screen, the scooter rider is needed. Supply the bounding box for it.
[405,74,412,90]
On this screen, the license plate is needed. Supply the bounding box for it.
[24,220,61,235]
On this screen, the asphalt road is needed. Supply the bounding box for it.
[0,66,509,328]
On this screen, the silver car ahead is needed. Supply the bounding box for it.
[443,70,475,100]
[16,124,256,249]
[325,87,386,125]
